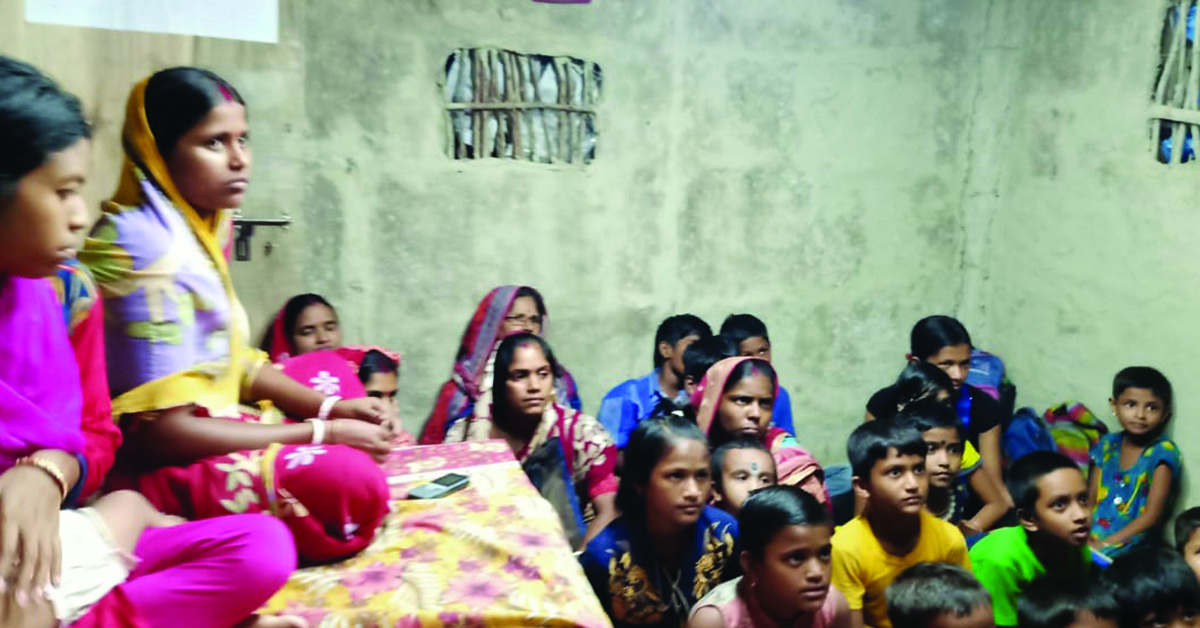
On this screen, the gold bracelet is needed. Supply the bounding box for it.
[15,456,68,501]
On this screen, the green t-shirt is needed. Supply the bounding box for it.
[968,526,1091,626]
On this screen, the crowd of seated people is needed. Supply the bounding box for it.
[1,55,1193,628]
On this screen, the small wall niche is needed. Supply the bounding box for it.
[443,48,601,164]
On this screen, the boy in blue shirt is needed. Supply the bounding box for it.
[598,314,711,448]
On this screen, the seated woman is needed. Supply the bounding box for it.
[420,285,582,444]
[263,293,414,442]
[261,293,341,362]
[865,315,1010,505]
[693,357,830,507]
[0,54,299,628]
[79,67,389,564]
[444,333,616,547]
[579,414,738,628]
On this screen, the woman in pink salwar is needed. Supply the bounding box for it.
[0,55,300,628]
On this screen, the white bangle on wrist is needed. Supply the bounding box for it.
[318,395,341,420]
[307,418,326,445]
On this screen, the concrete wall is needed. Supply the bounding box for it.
[19,0,1198,519]
[2,0,994,467]
[962,0,1200,516]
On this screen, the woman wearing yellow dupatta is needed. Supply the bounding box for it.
[80,68,390,564]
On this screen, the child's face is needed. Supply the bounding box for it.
[0,138,90,279]
[716,448,776,514]
[1110,387,1170,438]
[744,524,834,619]
[642,438,711,529]
[737,336,772,362]
[928,605,995,628]
[1065,610,1117,628]
[1183,529,1200,584]
[922,427,964,490]
[1139,608,1200,627]
[716,373,775,439]
[166,102,251,213]
[661,334,701,379]
[364,371,399,415]
[1024,468,1090,547]
[924,344,972,391]
[860,448,927,516]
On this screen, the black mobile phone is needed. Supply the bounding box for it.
[407,472,470,499]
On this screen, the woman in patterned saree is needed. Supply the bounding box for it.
[444,332,616,547]
[419,285,582,444]
[80,67,389,564]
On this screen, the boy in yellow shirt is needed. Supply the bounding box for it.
[832,419,971,628]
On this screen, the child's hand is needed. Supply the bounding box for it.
[1088,537,1109,552]
[330,398,386,424]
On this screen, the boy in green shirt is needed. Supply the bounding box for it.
[969,451,1096,627]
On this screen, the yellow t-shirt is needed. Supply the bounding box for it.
[831,510,971,628]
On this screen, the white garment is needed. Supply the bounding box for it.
[48,508,133,624]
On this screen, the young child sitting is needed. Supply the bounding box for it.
[971,451,1097,628]
[897,401,1008,535]
[1088,367,1182,558]
[886,563,994,628]
[689,485,850,628]
[1174,506,1200,583]
[720,314,795,435]
[831,420,970,628]
[1017,578,1117,628]
[1103,548,1200,628]
[711,438,777,516]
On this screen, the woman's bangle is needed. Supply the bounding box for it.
[318,396,341,420]
[306,419,326,445]
[15,456,68,501]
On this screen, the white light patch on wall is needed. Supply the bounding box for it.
[25,0,278,43]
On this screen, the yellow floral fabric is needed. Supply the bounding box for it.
[263,441,612,628]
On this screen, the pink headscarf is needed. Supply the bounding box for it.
[692,356,778,438]
[0,275,85,469]
[692,356,831,508]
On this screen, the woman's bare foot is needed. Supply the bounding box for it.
[238,614,309,628]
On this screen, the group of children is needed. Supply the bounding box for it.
[568,308,1193,628]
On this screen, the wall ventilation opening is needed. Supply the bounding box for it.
[1152,0,1199,164]
[444,48,601,164]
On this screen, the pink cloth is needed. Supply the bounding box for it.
[112,432,389,565]
[689,577,846,628]
[113,515,295,628]
[693,357,830,508]
[0,275,85,468]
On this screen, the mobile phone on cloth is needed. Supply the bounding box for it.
[407,473,470,499]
